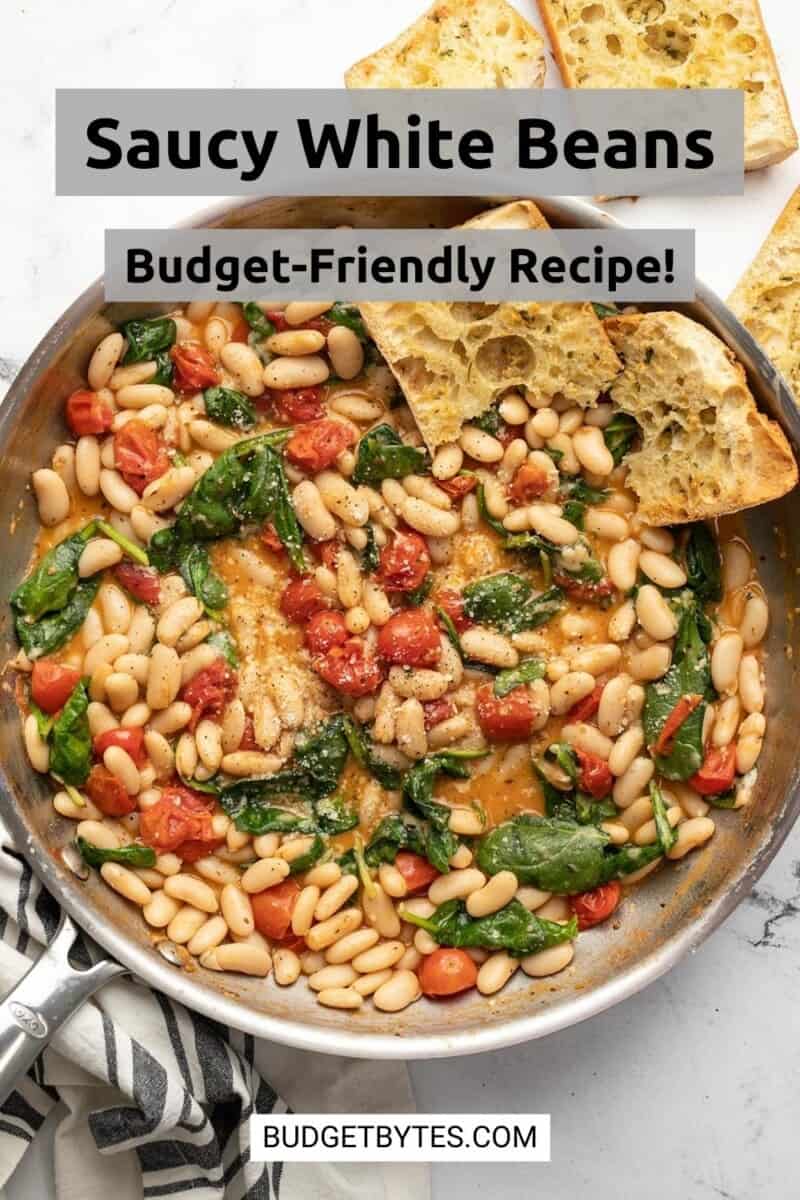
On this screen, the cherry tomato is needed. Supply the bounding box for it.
[229,316,252,343]
[170,342,219,391]
[65,389,113,437]
[114,420,170,495]
[378,531,430,593]
[438,474,477,499]
[571,882,621,931]
[689,744,737,796]
[419,948,478,997]
[377,609,440,667]
[568,682,605,723]
[476,684,537,741]
[576,749,614,799]
[316,540,341,570]
[285,419,355,473]
[553,572,615,604]
[434,587,472,633]
[305,609,348,655]
[239,714,258,751]
[423,699,456,730]
[260,524,284,554]
[314,639,384,697]
[271,387,324,424]
[113,562,161,605]
[280,577,329,623]
[179,659,238,731]
[139,785,216,854]
[301,315,335,335]
[264,310,290,333]
[85,765,136,816]
[394,851,440,894]
[30,661,81,714]
[93,727,146,766]
[251,878,301,941]
[653,693,703,756]
[509,463,551,505]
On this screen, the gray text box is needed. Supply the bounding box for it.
[58,89,743,197]
[105,228,695,302]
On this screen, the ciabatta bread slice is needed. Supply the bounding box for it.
[536,0,797,172]
[345,0,545,90]
[729,187,800,398]
[605,310,797,525]
[358,200,621,450]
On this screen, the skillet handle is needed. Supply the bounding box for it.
[0,911,127,1106]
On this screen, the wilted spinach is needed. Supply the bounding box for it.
[207,629,239,667]
[559,478,609,530]
[493,659,545,698]
[404,898,577,957]
[351,424,428,486]
[77,839,156,869]
[402,750,487,873]
[471,404,502,437]
[242,302,276,341]
[343,718,404,790]
[314,793,359,834]
[327,302,367,341]
[361,524,380,575]
[462,573,564,634]
[49,680,91,787]
[684,522,722,602]
[592,302,620,319]
[203,386,256,430]
[643,596,711,780]
[121,316,176,364]
[11,525,103,659]
[603,412,640,466]
[287,834,326,874]
[176,544,228,618]
[150,351,174,388]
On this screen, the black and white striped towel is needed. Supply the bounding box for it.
[0,821,429,1200]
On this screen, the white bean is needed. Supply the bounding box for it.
[607,539,641,592]
[78,539,123,577]
[740,594,768,649]
[220,342,265,396]
[738,655,764,714]
[327,326,364,379]
[635,585,678,641]
[263,355,329,390]
[639,550,687,590]
[32,469,70,526]
[711,633,743,695]
[75,436,101,496]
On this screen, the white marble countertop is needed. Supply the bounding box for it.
[2,2,799,1196]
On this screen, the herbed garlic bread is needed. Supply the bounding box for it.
[605,310,798,525]
[729,187,800,399]
[359,201,621,450]
[536,0,797,171]
[345,0,545,90]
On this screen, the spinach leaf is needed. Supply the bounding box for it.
[149,431,304,574]
[242,302,276,341]
[643,596,711,780]
[343,718,404,790]
[592,302,620,319]
[287,834,326,874]
[314,793,359,834]
[150,351,174,388]
[203,386,256,430]
[684,522,722,602]
[361,524,380,575]
[471,405,502,437]
[15,579,100,660]
[402,750,487,873]
[603,412,640,466]
[559,478,609,530]
[77,838,156,869]
[363,814,427,865]
[29,702,55,740]
[12,524,97,621]
[49,680,91,787]
[477,786,675,894]
[207,629,239,667]
[463,573,564,635]
[404,572,433,607]
[121,316,176,364]
[327,302,368,342]
[351,424,428,486]
[574,794,618,825]
[229,806,317,836]
[404,898,577,957]
[493,658,545,698]
[95,518,150,567]
[176,544,228,618]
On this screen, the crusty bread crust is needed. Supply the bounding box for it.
[359,201,621,450]
[536,0,797,172]
[729,186,800,399]
[605,310,798,525]
[346,0,545,90]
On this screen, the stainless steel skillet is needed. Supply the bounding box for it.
[0,196,798,1097]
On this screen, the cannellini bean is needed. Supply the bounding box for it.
[284,301,334,325]
[264,355,329,390]
[81,608,104,650]
[148,701,193,736]
[740,594,769,649]
[378,863,407,899]
[220,342,265,396]
[607,539,641,592]
[597,673,632,736]
[291,885,321,938]
[584,509,629,541]
[639,550,687,590]
[329,391,383,422]
[315,471,369,527]
[75,436,101,496]
[550,671,596,716]
[141,466,196,513]
[116,384,174,410]
[372,970,421,1013]
[188,419,238,454]
[738,655,764,714]
[459,425,504,463]
[88,332,124,390]
[389,666,449,701]
[431,443,463,480]
[394,698,428,761]
[635,585,678,641]
[562,722,613,760]
[477,952,519,996]
[327,325,364,379]
[498,392,529,426]
[723,540,751,591]
[206,944,271,977]
[99,582,131,634]
[736,713,766,773]
[325,928,380,965]
[428,713,472,750]
[362,882,402,939]
[608,599,637,643]
[526,506,579,546]
[608,725,645,777]
[466,871,518,918]
[195,719,223,771]
[316,986,363,1010]
[499,439,530,482]
[204,317,230,357]
[157,596,203,647]
[164,874,218,913]
[193,856,240,886]
[32,469,70,526]
[666,817,715,860]
[448,806,485,837]
[187,916,229,957]
[613,756,655,807]
[104,672,139,713]
[573,426,614,475]
[266,329,325,356]
[308,964,358,991]
[167,906,208,944]
[146,643,182,710]
[460,627,519,669]
[220,884,255,938]
[711,633,743,695]
[99,469,139,514]
[353,969,394,997]
[712,696,741,748]
[53,444,76,489]
[336,549,362,608]
[102,745,140,794]
[520,943,574,978]
[351,940,406,974]
[628,644,671,682]
[633,804,682,846]
[78,538,123,577]
[239,857,289,895]
[221,699,246,754]
[570,643,621,676]
[221,750,281,776]
[305,908,363,952]
[144,729,174,778]
[401,496,460,537]
[273,947,302,986]
[87,702,117,738]
[142,891,182,929]
[427,869,486,906]
[100,862,151,906]
[83,634,129,676]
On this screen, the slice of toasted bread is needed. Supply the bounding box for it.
[537,0,797,171]
[729,187,800,398]
[359,201,622,450]
[604,310,797,525]
[345,0,545,90]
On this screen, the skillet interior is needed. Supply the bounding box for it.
[0,195,798,1058]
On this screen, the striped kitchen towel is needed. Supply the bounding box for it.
[0,824,429,1200]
